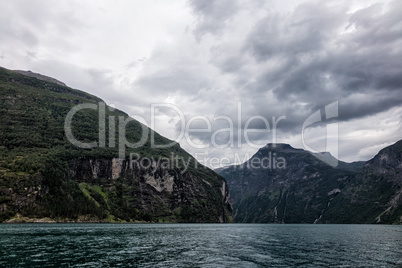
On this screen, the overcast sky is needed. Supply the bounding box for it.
[1,0,401,167]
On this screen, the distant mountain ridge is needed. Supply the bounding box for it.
[13,70,67,86]
[216,142,401,224]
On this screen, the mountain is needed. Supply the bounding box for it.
[13,70,66,86]
[216,143,360,223]
[324,140,402,224]
[216,142,402,224]
[0,67,232,223]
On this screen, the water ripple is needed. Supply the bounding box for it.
[0,224,401,267]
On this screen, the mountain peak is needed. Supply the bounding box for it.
[0,66,233,223]
[13,69,67,86]
[263,143,295,150]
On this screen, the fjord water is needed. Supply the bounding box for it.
[0,224,401,267]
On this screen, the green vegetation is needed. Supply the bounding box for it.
[218,143,402,224]
[0,67,232,223]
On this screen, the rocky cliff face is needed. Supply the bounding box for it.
[0,157,232,223]
[0,67,232,223]
[216,144,358,223]
[324,140,402,224]
[217,141,402,224]
[65,158,232,223]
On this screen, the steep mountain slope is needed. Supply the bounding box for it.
[217,141,402,224]
[325,140,402,224]
[0,67,232,223]
[216,143,359,223]
[13,70,66,86]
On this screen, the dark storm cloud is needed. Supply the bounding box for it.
[2,0,400,163]
[340,90,402,121]
[239,1,402,125]
[177,0,402,148]
[188,0,239,39]
[245,2,347,60]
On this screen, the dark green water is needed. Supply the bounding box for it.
[0,224,401,267]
